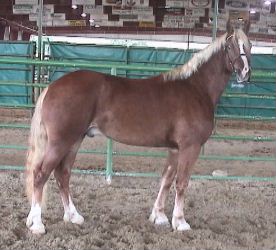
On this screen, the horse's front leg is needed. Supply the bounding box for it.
[172,144,201,231]
[149,149,178,225]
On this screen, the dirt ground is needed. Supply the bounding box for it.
[0,173,275,250]
[0,109,276,249]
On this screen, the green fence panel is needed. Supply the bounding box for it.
[48,43,128,80]
[217,96,275,117]
[127,47,157,64]
[0,41,35,105]
[218,53,275,117]
[125,47,157,78]
[155,48,193,66]
[126,47,194,78]
[127,47,159,78]
[251,54,276,70]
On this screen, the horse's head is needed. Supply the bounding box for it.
[225,20,252,83]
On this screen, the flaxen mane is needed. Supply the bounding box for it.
[163,29,249,81]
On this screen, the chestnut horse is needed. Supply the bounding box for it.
[26,22,251,234]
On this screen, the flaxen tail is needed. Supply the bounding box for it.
[25,88,48,203]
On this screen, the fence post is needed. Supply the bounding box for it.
[105,67,117,184]
[106,138,113,184]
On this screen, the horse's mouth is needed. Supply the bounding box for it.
[236,72,250,83]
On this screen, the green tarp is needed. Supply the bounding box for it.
[0,41,35,105]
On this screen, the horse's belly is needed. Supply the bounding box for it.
[92,120,173,148]
[108,133,170,148]
[92,90,177,147]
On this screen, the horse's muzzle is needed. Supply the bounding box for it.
[236,68,251,83]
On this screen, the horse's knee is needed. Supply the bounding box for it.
[175,178,189,196]
[54,167,69,179]
[54,167,70,189]
[162,164,176,180]
[175,186,185,197]
[33,168,49,189]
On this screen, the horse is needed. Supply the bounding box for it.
[25,20,251,234]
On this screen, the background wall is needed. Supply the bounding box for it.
[0,0,275,42]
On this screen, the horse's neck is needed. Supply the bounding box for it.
[194,50,232,106]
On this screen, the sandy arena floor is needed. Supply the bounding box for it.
[0,173,275,250]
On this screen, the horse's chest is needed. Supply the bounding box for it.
[195,120,214,144]
[175,105,214,145]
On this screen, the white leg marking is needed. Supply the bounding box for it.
[26,197,46,234]
[238,39,249,79]
[172,216,191,231]
[149,207,169,225]
[149,176,170,225]
[172,193,191,231]
[63,196,84,225]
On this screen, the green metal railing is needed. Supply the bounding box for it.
[0,56,275,182]
[0,56,275,77]
[0,165,274,182]
[1,144,275,163]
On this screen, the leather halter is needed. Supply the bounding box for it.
[225,34,247,73]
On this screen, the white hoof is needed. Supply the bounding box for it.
[26,215,33,228]
[149,209,169,225]
[64,212,84,225]
[71,213,84,225]
[30,222,46,234]
[26,203,45,233]
[172,217,191,231]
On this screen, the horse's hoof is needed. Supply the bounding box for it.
[64,212,84,225]
[149,210,169,225]
[172,217,191,231]
[26,216,33,228]
[71,213,84,225]
[30,223,46,234]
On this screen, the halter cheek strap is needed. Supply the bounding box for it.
[225,34,240,73]
[226,51,236,72]
[226,34,234,41]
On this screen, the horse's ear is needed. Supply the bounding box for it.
[243,19,250,35]
[226,19,234,35]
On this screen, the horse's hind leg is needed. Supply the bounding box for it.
[26,143,68,234]
[149,149,178,225]
[54,140,84,225]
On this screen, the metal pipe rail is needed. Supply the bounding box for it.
[0,165,275,182]
[1,144,275,162]
[0,57,275,78]
[1,82,275,100]
[1,102,275,120]
[0,123,275,142]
